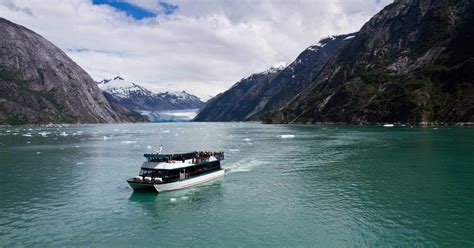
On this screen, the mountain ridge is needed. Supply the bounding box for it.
[0,17,145,124]
[196,0,474,125]
[269,0,474,124]
[194,33,356,122]
[97,76,204,112]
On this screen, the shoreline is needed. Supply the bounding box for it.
[1,121,474,127]
[261,121,474,126]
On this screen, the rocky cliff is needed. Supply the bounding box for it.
[194,34,355,122]
[0,18,144,124]
[270,0,474,124]
[194,66,283,121]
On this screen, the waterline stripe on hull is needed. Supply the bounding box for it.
[154,169,225,192]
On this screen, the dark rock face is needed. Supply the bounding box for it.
[194,68,282,121]
[97,76,204,112]
[272,0,474,124]
[0,18,142,124]
[194,34,355,122]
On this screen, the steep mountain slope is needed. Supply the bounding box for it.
[97,76,204,111]
[194,34,355,122]
[194,67,283,121]
[0,18,141,124]
[270,0,474,124]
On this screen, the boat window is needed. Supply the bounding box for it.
[139,169,167,177]
[154,170,165,177]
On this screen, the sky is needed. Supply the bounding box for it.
[0,0,393,99]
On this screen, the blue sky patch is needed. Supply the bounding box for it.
[93,0,158,20]
[93,1,178,20]
[159,1,178,15]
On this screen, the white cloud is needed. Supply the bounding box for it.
[0,0,393,98]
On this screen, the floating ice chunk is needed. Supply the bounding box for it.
[36,152,41,154]
[22,133,32,137]
[146,146,152,149]
[180,196,189,201]
[280,134,295,139]
[59,132,69,136]
[76,162,84,165]
[229,149,240,152]
[383,124,394,127]
[103,136,110,140]
[38,131,49,137]
[122,141,137,144]
[26,141,31,144]
[244,138,251,142]
[170,198,177,203]
[113,129,120,131]
[162,130,170,133]
[75,146,80,148]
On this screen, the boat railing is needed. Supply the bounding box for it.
[145,151,224,163]
[193,151,224,163]
[197,151,224,159]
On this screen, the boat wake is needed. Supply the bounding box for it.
[225,159,268,174]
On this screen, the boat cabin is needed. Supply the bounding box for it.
[132,151,224,184]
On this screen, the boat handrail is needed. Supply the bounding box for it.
[144,151,224,162]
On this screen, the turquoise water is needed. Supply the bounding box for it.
[0,123,473,247]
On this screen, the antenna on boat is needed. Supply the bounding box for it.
[158,145,163,154]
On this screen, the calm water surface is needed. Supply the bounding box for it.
[0,123,473,247]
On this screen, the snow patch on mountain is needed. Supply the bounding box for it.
[96,76,204,114]
[98,76,154,98]
[97,77,200,102]
[344,35,356,40]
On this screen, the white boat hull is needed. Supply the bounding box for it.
[154,169,225,193]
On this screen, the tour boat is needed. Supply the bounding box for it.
[127,151,225,192]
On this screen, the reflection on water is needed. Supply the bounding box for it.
[0,123,473,246]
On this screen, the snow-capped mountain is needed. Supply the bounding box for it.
[97,76,204,112]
